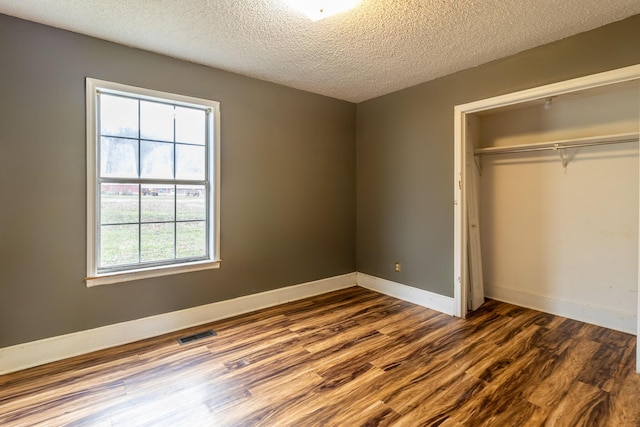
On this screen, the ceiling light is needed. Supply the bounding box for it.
[287,0,362,21]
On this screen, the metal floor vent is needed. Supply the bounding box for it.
[177,329,217,345]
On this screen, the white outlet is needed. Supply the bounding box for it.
[395,262,401,272]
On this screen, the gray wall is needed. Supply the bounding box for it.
[0,14,356,347]
[2,11,640,349]
[356,14,640,297]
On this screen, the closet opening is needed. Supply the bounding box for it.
[453,64,640,372]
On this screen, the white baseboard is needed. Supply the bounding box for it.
[357,273,455,316]
[0,273,357,375]
[485,285,637,335]
[0,272,459,375]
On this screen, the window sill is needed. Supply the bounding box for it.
[86,260,220,287]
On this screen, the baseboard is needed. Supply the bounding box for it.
[485,285,637,335]
[0,273,357,375]
[357,273,455,316]
[0,272,458,375]
[7,279,627,377]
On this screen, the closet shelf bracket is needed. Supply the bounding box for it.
[553,144,569,171]
[474,154,482,175]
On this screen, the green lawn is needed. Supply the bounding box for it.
[100,194,207,267]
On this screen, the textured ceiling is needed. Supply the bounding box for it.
[1,0,639,102]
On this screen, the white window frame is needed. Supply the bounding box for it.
[86,78,221,287]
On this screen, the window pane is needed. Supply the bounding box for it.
[140,101,174,142]
[177,185,206,221]
[141,223,175,262]
[100,137,138,178]
[176,144,205,180]
[101,185,139,224]
[176,107,205,145]
[177,221,206,258]
[100,224,139,267]
[88,78,218,278]
[100,94,138,138]
[141,141,174,179]
[141,184,175,222]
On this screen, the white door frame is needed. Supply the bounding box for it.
[453,64,640,370]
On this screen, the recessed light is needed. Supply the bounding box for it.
[286,0,362,21]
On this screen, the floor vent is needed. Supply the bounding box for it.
[177,329,217,345]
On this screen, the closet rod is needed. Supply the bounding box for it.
[474,132,639,157]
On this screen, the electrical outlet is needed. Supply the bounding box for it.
[394,262,401,272]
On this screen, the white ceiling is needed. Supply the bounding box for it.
[1,0,639,103]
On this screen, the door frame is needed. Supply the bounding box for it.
[453,64,640,369]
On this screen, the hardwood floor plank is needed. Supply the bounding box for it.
[285,287,383,326]
[451,346,556,426]
[227,363,387,426]
[389,372,485,427]
[544,380,612,426]
[0,289,638,426]
[576,341,634,392]
[368,314,461,370]
[527,337,600,409]
[464,322,541,379]
[288,296,389,334]
[606,340,640,427]
[0,381,126,427]
[372,303,440,336]
[249,370,324,399]
[301,323,380,354]
[0,353,140,409]
[295,398,402,427]
[110,384,215,427]
[218,371,326,426]
[578,322,635,347]
[383,358,468,415]
[209,346,314,397]
[530,325,576,355]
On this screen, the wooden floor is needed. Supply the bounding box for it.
[1,287,639,426]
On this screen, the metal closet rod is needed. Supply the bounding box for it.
[474,132,639,157]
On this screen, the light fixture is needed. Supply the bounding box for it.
[287,0,362,21]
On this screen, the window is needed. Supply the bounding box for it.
[86,78,220,286]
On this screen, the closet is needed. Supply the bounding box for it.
[470,80,640,334]
[453,66,640,364]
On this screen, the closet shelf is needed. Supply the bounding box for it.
[474,132,639,156]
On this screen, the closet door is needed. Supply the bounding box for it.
[466,116,484,311]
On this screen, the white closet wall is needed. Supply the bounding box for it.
[476,84,640,333]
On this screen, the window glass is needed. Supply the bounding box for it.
[176,144,205,180]
[141,140,174,179]
[101,224,139,267]
[87,78,219,283]
[141,184,175,222]
[141,223,175,262]
[100,138,138,178]
[100,94,138,138]
[177,222,207,258]
[176,107,206,145]
[177,185,206,221]
[140,100,174,142]
[100,184,139,225]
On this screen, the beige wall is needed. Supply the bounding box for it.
[478,82,639,147]
[476,86,639,331]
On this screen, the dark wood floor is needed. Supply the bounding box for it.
[1,286,639,426]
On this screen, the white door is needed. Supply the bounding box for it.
[466,116,485,311]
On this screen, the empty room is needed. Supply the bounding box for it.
[1,1,640,425]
